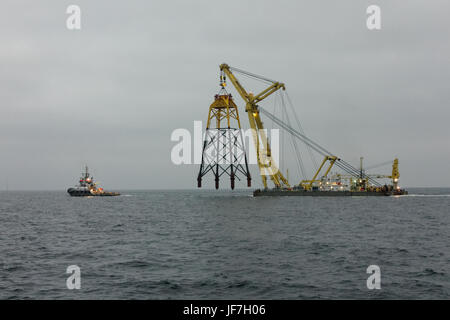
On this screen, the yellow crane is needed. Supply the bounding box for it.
[300,155,338,190]
[365,158,400,189]
[219,63,290,189]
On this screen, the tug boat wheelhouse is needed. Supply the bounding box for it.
[67,166,120,197]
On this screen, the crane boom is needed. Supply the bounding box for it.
[300,156,337,190]
[219,64,289,189]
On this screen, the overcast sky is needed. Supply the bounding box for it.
[1,0,449,190]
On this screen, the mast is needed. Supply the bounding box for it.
[360,157,364,179]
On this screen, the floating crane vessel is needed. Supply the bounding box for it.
[67,166,120,197]
[197,64,408,197]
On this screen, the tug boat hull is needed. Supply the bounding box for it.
[67,188,120,197]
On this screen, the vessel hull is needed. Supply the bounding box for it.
[253,190,408,197]
[67,188,120,197]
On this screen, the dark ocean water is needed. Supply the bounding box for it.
[0,188,449,299]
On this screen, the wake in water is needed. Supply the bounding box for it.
[405,194,450,197]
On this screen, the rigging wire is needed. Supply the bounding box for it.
[259,107,382,186]
[284,91,319,170]
[279,91,307,179]
[231,68,310,180]
[226,65,383,187]
[365,160,393,171]
[229,66,278,84]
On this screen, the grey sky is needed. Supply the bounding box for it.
[1,0,449,190]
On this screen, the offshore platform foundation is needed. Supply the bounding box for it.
[197,86,251,190]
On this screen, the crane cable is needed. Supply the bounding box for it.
[229,66,277,84]
[365,160,392,171]
[283,91,319,171]
[232,67,312,179]
[279,91,307,179]
[226,65,381,186]
[259,107,382,186]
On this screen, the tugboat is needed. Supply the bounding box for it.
[67,166,120,197]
